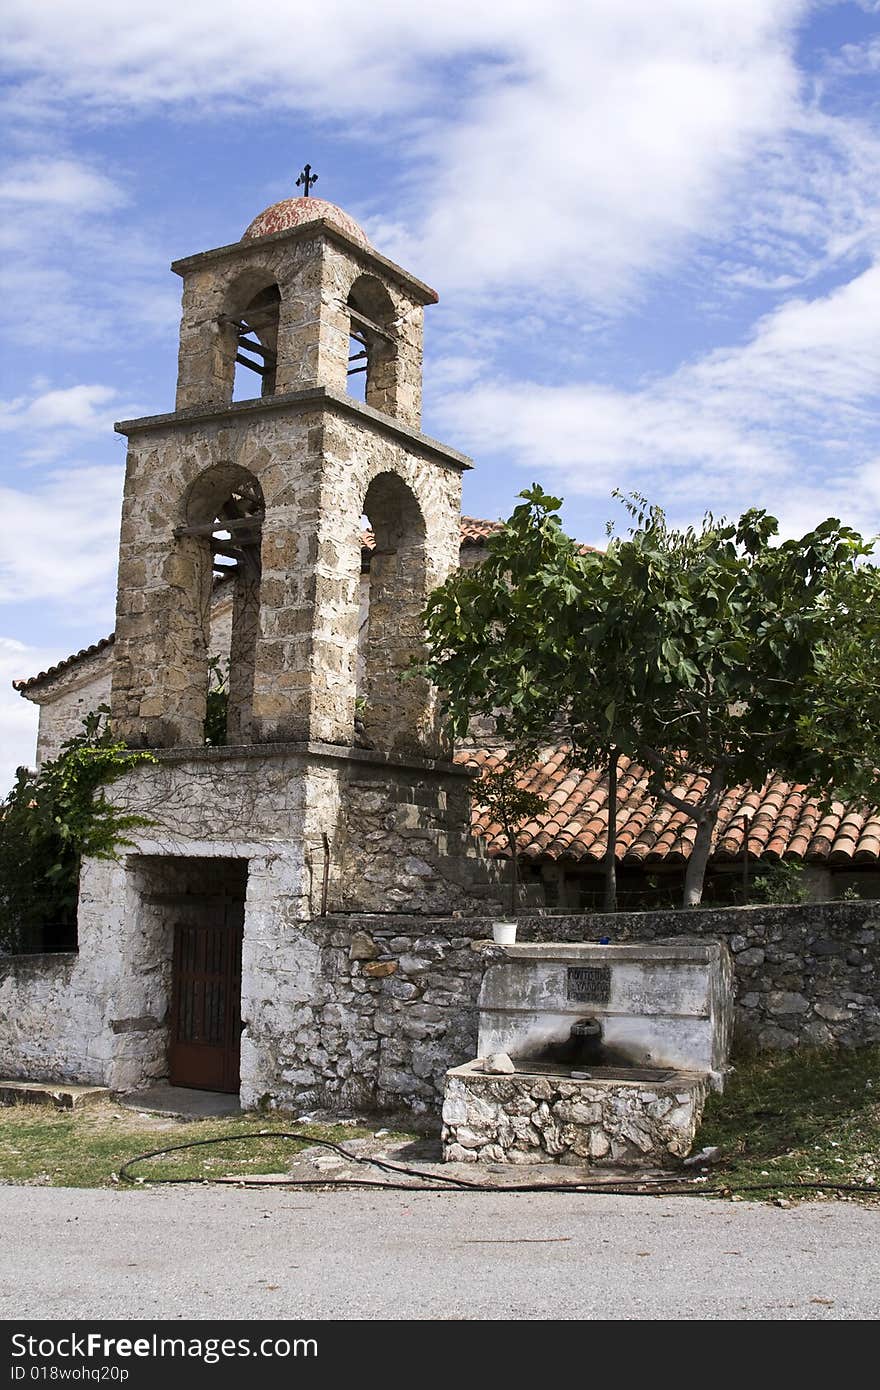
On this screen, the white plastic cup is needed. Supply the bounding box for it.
[492,921,517,945]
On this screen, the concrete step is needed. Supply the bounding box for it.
[0,1080,109,1110]
[118,1086,241,1119]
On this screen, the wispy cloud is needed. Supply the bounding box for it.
[0,463,123,611]
[0,384,144,466]
[0,151,177,354]
[0,1,823,307]
[0,383,128,433]
[440,261,880,538]
[0,637,55,792]
[0,156,127,210]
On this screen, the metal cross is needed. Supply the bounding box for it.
[296,164,318,197]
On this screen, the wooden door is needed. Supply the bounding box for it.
[169,896,243,1093]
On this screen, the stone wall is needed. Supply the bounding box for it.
[172,224,429,428]
[3,899,876,1112]
[0,856,163,1089]
[22,587,235,768]
[242,918,493,1113]
[0,744,502,1100]
[487,903,879,1053]
[442,1063,708,1166]
[267,900,879,1114]
[28,650,113,767]
[0,954,101,1084]
[588,901,880,1052]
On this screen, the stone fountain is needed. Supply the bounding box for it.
[442,938,733,1166]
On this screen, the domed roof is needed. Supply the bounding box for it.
[242,196,370,246]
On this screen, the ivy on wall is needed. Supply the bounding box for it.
[0,709,156,952]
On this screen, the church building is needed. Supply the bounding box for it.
[4,183,879,1115]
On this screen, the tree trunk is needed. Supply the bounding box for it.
[602,746,619,914]
[682,767,726,908]
[505,821,519,915]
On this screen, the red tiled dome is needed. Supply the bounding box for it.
[242,196,369,246]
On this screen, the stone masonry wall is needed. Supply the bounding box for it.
[333,760,503,916]
[112,396,464,753]
[173,225,427,428]
[597,901,880,1051]
[3,899,875,1110]
[442,1064,709,1166]
[0,954,100,1084]
[261,900,880,1115]
[0,856,164,1089]
[29,650,113,767]
[25,589,234,768]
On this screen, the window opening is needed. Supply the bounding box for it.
[346,284,396,407]
[222,285,280,400]
[173,472,265,744]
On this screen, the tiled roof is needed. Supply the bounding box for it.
[13,636,116,696]
[458,746,880,868]
[360,516,505,553]
[459,517,505,544]
[457,516,600,554]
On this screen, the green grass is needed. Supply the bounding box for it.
[699,1045,880,1202]
[0,1103,382,1188]
[2,1048,878,1200]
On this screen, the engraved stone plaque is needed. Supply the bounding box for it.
[566,965,611,1004]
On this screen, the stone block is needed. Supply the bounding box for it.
[349,932,380,961]
[362,961,398,978]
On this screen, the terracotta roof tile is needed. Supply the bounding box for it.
[12,635,116,695]
[458,745,880,869]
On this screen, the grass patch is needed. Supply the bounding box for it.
[0,1102,385,1188]
[699,1045,880,1202]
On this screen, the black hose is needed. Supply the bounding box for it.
[116,1129,880,1199]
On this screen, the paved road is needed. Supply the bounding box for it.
[2,1186,878,1320]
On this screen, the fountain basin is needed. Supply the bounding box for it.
[442,1060,709,1166]
[441,937,731,1166]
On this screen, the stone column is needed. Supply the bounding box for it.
[226,550,261,743]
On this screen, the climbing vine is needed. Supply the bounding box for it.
[204,655,229,747]
[0,709,156,952]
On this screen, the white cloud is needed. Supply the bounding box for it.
[0,464,123,612]
[0,637,53,793]
[1,0,840,308]
[0,157,126,210]
[0,384,145,467]
[0,384,125,433]
[439,260,880,537]
[0,150,177,354]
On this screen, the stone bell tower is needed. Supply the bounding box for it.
[107,180,496,923]
[112,186,469,760]
[22,178,505,1113]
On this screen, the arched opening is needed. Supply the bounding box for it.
[176,463,265,745]
[347,275,396,414]
[358,472,430,753]
[219,275,281,403]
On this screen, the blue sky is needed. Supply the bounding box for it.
[1,0,879,789]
